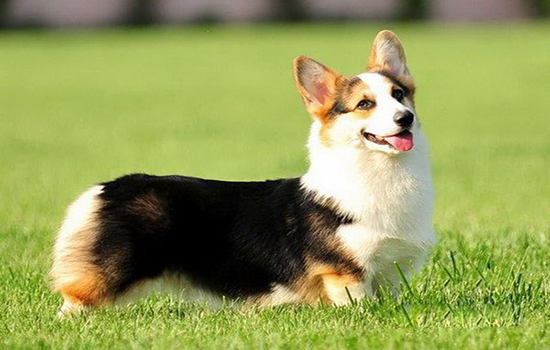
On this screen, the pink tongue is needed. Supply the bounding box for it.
[384,132,414,151]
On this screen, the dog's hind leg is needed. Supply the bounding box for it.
[56,273,106,317]
[320,273,369,305]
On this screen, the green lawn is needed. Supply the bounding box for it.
[0,23,549,349]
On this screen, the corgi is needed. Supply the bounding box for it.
[51,30,435,316]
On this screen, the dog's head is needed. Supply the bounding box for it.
[294,30,417,155]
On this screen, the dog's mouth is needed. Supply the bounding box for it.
[362,130,414,152]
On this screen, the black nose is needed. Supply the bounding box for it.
[394,110,414,128]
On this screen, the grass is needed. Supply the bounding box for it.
[0,22,549,349]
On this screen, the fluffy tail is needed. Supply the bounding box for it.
[51,186,109,316]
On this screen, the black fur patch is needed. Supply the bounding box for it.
[327,77,365,117]
[92,174,358,299]
[373,70,411,96]
[327,98,349,117]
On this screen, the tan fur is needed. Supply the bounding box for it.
[293,56,342,120]
[129,192,166,222]
[58,272,108,306]
[250,258,365,307]
[318,79,376,147]
[321,273,365,305]
[51,186,109,309]
[298,276,328,304]
[294,52,413,149]
[304,262,366,304]
[321,272,359,286]
[304,261,364,305]
[366,30,416,94]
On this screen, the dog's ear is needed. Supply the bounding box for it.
[293,56,342,117]
[367,30,411,80]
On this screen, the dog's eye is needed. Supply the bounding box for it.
[392,89,405,102]
[356,99,374,110]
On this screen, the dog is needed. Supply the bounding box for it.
[51,30,435,316]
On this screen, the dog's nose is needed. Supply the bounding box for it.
[394,110,414,128]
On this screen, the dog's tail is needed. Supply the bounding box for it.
[51,186,110,317]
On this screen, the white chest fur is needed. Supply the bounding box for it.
[301,122,436,295]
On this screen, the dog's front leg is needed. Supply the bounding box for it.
[320,273,371,305]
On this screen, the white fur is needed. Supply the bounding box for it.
[114,272,225,308]
[302,87,436,299]
[358,73,413,139]
[256,284,301,307]
[52,185,104,289]
[54,186,105,318]
[314,73,417,157]
[58,300,88,318]
[338,72,417,155]
[114,276,299,309]
[323,276,370,305]
[54,185,104,256]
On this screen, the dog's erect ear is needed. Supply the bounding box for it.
[293,56,342,117]
[367,30,411,80]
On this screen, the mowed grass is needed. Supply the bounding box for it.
[0,23,549,349]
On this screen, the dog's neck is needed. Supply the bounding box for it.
[301,121,433,228]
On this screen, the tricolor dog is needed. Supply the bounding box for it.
[52,30,436,316]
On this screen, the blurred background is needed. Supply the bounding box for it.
[0,0,549,28]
